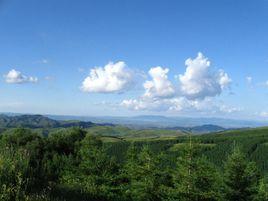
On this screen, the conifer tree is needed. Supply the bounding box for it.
[224,147,260,201]
[123,145,171,201]
[173,134,223,201]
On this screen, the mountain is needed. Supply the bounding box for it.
[1,113,267,135]
[0,114,95,129]
[46,114,268,128]
[190,124,225,134]
[163,124,225,134]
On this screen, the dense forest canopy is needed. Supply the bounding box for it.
[0,123,268,201]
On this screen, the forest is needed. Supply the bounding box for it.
[0,125,268,201]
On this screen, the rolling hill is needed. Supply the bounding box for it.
[0,114,95,129]
[0,114,229,135]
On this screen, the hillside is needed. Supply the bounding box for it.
[0,114,95,129]
[106,127,268,174]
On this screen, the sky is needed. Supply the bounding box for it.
[0,0,268,120]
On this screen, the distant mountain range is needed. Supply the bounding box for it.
[1,113,267,134]
[0,114,226,134]
[46,114,268,129]
[166,124,226,134]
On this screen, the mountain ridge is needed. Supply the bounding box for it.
[45,114,268,128]
[0,114,252,134]
[0,114,95,129]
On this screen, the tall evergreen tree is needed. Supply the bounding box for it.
[173,136,223,201]
[123,145,171,201]
[224,147,260,201]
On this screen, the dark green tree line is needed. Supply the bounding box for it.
[0,128,266,201]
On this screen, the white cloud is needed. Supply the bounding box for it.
[178,52,231,100]
[120,52,235,115]
[121,99,155,111]
[121,66,176,111]
[143,66,175,98]
[81,61,133,93]
[246,76,253,84]
[121,96,241,115]
[218,104,242,113]
[4,69,38,84]
[121,97,187,112]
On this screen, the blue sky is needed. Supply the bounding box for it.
[0,0,268,120]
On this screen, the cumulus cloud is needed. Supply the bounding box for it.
[81,61,133,93]
[121,52,235,115]
[121,66,176,111]
[178,52,231,100]
[143,67,175,98]
[4,69,38,84]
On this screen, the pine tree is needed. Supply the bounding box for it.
[173,135,223,201]
[123,145,171,201]
[191,157,224,201]
[224,147,260,201]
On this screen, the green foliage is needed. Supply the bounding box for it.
[122,145,173,201]
[173,139,224,201]
[59,134,120,200]
[0,148,30,201]
[254,178,268,201]
[43,128,86,182]
[1,128,46,191]
[46,127,86,155]
[0,126,267,201]
[224,147,260,201]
